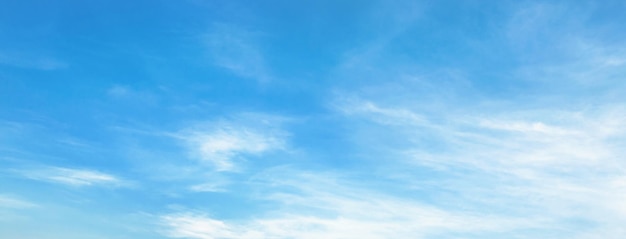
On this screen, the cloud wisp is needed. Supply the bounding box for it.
[0,51,68,70]
[204,23,272,82]
[334,98,626,237]
[17,166,126,187]
[179,117,288,172]
[160,169,535,239]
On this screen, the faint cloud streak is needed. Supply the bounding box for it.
[0,195,38,209]
[204,23,271,82]
[16,166,128,187]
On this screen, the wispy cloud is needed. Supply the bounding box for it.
[106,84,160,105]
[160,169,538,239]
[333,98,626,237]
[158,3,626,237]
[337,1,423,71]
[17,166,127,187]
[0,51,68,70]
[162,213,235,239]
[179,115,288,171]
[505,1,626,90]
[204,23,271,82]
[322,4,626,233]
[188,182,227,193]
[188,174,231,193]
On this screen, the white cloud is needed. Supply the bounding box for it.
[19,166,126,187]
[181,118,287,171]
[478,119,578,135]
[162,214,235,239]
[333,98,626,237]
[161,169,535,239]
[188,184,222,193]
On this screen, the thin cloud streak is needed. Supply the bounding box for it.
[16,166,127,187]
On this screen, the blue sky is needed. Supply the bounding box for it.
[2,0,626,238]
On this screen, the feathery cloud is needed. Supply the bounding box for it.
[161,169,538,239]
[334,98,626,237]
[180,116,288,171]
[18,166,126,187]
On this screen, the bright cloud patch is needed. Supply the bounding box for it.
[182,122,287,171]
[162,214,236,239]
